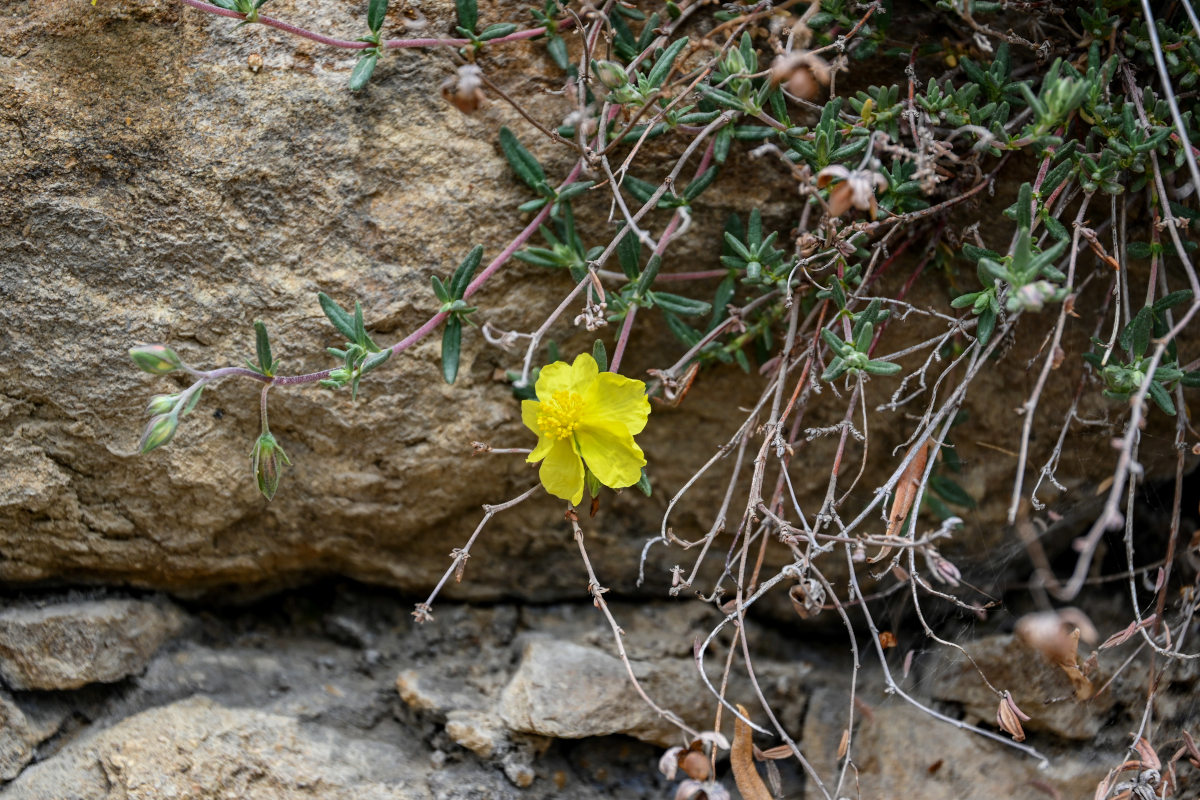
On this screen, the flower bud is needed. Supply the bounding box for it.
[592,60,628,89]
[145,394,180,415]
[139,413,179,453]
[130,344,183,375]
[250,431,292,501]
[1009,280,1058,312]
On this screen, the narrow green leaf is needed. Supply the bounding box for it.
[636,469,652,497]
[431,275,450,303]
[449,245,485,299]
[498,127,545,189]
[367,0,387,33]
[863,359,901,376]
[353,301,367,345]
[349,52,378,90]
[592,339,608,372]
[254,320,273,375]
[683,166,718,201]
[442,317,462,383]
[652,291,711,316]
[478,22,517,40]
[1147,380,1175,415]
[646,36,689,89]
[635,254,662,295]
[455,0,477,32]
[929,474,976,508]
[1121,306,1153,359]
[977,307,997,345]
[616,226,641,280]
[318,293,357,340]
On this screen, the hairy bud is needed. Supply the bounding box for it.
[139,413,179,453]
[130,344,183,375]
[250,431,292,501]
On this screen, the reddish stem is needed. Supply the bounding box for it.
[177,0,553,50]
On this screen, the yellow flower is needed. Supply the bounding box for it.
[521,353,650,505]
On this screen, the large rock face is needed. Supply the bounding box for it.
[1,0,1189,601]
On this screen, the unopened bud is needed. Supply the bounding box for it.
[145,394,180,415]
[1009,280,1058,313]
[139,413,179,453]
[250,431,292,501]
[592,59,628,89]
[130,344,183,375]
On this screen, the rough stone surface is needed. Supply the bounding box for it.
[0,694,35,783]
[800,690,1116,800]
[498,637,705,745]
[927,633,1115,741]
[2,696,429,800]
[0,598,187,690]
[2,0,1190,604]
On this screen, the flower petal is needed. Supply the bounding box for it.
[522,400,556,462]
[539,437,585,505]
[535,353,598,401]
[582,372,650,435]
[577,420,645,489]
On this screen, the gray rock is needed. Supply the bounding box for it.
[0,598,187,690]
[1,696,428,800]
[0,694,35,782]
[800,689,1114,800]
[927,633,1114,740]
[498,637,708,747]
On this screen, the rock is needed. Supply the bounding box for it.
[0,694,35,782]
[1,696,431,800]
[926,634,1115,740]
[1,0,1186,605]
[800,689,1114,800]
[0,598,187,690]
[498,637,709,747]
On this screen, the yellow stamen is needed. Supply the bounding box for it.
[537,390,585,441]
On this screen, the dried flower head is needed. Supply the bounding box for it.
[769,51,831,101]
[816,165,888,218]
[441,64,486,113]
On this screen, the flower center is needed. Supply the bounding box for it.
[537,390,585,441]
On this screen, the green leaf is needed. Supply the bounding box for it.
[367,0,387,33]
[652,291,711,316]
[1120,306,1153,359]
[1153,289,1194,313]
[455,0,477,33]
[863,358,900,376]
[977,307,997,345]
[635,254,662,296]
[546,36,569,70]
[318,293,357,340]
[478,22,517,40]
[636,469,652,497]
[1147,380,1175,415]
[431,275,451,303]
[450,245,484,299]
[498,127,546,190]
[353,300,367,345]
[254,320,274,376]
[182,386,205,416]
[616,226,641,280]
[592,339,608,372]
[683,167,718,201]
[442,317,462,384]
[646,36,689,89]
[929,474,976,508]
[349,52,378,90]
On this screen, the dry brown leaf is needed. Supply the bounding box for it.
[731,705,772,800]
[996,691,1031,742]
[836,728,850,760]
[788,579,825,620]
[1183,731,1200,768]
[1133,736,1162,771]
[879,631,898,649]
[1100,614,1157,650]
[886,438,931,538]
[757,745,793,760]
[1015,611,1095,699]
